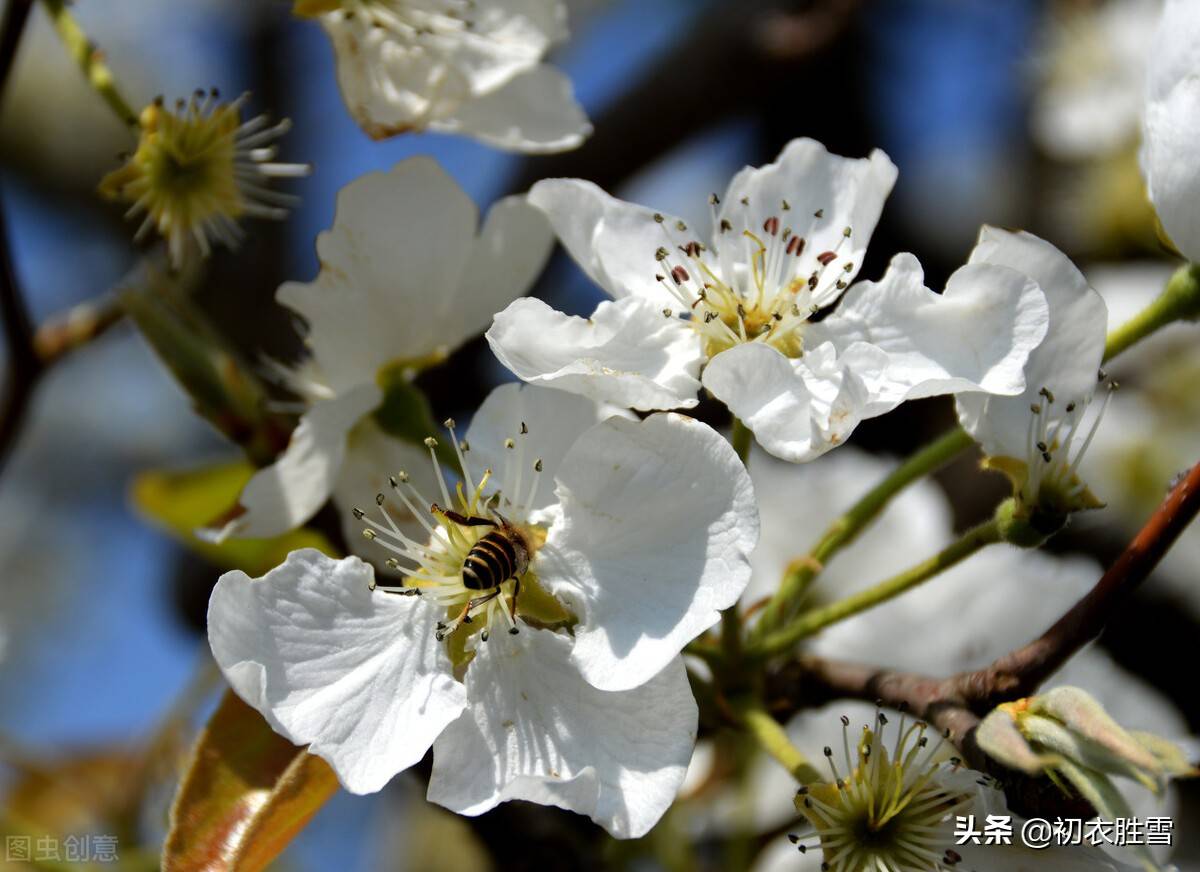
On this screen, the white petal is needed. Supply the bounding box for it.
[435,195,555,347]
[1143,75,1200,261]
[207,549,467,794]
[331,417,441,563]
[718,138,898,286]
[433,0,565,94]
[811,253,1048,416]
[426,629,696,838]
[527,178,686,305]
[702,342,879,464]
[538,413,758,690]
[320,1,565,139]
[487,297,704,412]
[321,18,462,139]
[958,228,1108,459]
[463,382,611,515]
[1145,0,1200,106]
[744,446,953,607]
[430,65,592,154]
[278,158,478,391]
[211,384,381,541]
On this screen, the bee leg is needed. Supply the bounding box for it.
[372,581,422,597]
[504,576,521,635]
[435,589,501,641]
[440,509,496,528]
[511,575,522,617]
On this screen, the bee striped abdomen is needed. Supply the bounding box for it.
[462,530,520,591]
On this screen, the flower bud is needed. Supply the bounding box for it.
[977,688,1195,821]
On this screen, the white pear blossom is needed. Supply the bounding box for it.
[1032,0,1159,161]
[956,228,1113,524]
[488,138,1050,463]
[294,0,590,153]
[754,705,1145,872]
[209,156,552,545]
[788,704,982,871]
[208,383,758,835]
[1142,0,1200,260]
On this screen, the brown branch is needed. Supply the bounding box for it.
[32,295,125,366]
[0,0,39,480]
[0,192,41,482]
[768,457,1200,771]
[982,458,1200,699]
[0,0,32,94]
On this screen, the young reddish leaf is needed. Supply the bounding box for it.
[164,690,339,872]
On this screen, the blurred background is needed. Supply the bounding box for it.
[0,0,1196,869]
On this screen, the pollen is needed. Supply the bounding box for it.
[354,417,549,644]
[1018,379,1114,516]
[789,709,976,872]
[649,194,856,360]
[99,90,309,267]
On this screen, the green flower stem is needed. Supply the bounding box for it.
[750,427,974,642]
[736,699,822,784]
[41,0,138,127]
[749,518,1002,660]
[1104,262,1200,363]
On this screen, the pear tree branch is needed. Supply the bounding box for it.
[0,0,38,480]
[766,457,1200,769]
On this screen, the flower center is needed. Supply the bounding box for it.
[651,197,856,359]
[354,418,547,644]
[789,710,975,872]
[98,90,307,266]
[1022,376,1114,514]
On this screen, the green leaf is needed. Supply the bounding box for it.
[131,460,335,575]
[164,690,339,872]
[372,366,459,467]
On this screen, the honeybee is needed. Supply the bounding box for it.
[439,509,528,638]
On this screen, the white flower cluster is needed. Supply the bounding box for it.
[199,0,1200,866]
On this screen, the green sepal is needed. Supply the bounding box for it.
[975,708,1050,776]
[1031,687,1162,778]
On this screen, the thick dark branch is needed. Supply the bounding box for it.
[769,458,1200,766]
[0,0,33,94]
[0,0,39,480]
[0,201,40,481]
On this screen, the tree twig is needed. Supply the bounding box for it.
[0,0,39,480]
[0,203,40,481]
[32,295,125,366]
[0,0,32,94]
[767,457,1200,769]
